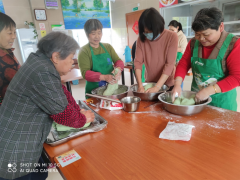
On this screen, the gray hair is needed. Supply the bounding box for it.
[84,19,103,37]
[37,31,80,60]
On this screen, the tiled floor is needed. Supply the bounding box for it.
[46,71,240,180]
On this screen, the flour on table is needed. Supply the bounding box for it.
[208,105,227,113]
[206,119,234,130]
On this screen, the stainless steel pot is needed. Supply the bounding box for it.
[158,91,212,116]
[91,85,129,100]
[86,93,141,112]
[130,83,169,101]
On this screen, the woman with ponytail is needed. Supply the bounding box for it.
[168,20,188,65]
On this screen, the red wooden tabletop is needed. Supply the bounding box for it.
[44,100,240,180]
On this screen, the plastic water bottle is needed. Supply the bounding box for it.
[123,46,132,63]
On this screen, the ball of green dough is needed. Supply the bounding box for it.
[103,68,119,96]
[82,122,91,128]
[173,98,181,105]
[144,83,155,91]
[181,98,195,105]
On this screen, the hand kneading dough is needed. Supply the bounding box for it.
[144,83,155,91]
[103,68,119,96]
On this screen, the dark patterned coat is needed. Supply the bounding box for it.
[0,50,68,179]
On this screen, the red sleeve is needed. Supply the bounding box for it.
[50,85,87,128]
[85,70,101,82]
[217,39,240,92]
[175,40,192,80]
[114,60,124,71]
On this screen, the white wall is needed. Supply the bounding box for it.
[110,0,159,62]
[2,0,64,65]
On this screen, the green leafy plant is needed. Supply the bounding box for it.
[24,21,38,39]
[24,21,34,27]
[93,0,103,10]
[61,0,70,9]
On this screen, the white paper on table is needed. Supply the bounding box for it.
[159,122,195,141]
[56,150,81,167]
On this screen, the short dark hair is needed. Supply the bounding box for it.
[168,20,183,32]
[192,7,223,32]
[84,19,103,37]
[38,32,80,60]
[138,8,165,42]
[0,12,16,32]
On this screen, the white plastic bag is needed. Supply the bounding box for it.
[159,122,195,141]
[100,100,123,111]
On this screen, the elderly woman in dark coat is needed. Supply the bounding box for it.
[0,32,94,180]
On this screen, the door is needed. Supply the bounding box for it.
[16,29,38,63]
[126,10,145,49]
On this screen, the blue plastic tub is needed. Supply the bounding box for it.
[72,80,79,85]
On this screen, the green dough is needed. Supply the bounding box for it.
[173,98,181,105]
[113,87,127,94]
[144,83,155,91]
[189,94,196,99]
[181,98,195,105]
[173,97,195,105]
[103,68,119,96]
[52,122,91,132]
[97,86,127,96]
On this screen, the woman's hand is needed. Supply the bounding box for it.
[146,86,160,93]
[137,85,145,93]
[195,88,211,102]
[171,85,182,103]
[100,74,117,84]
[81,109,95,123]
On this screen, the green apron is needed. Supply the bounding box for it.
[85,43,114,96]
[191,33,237,111]
[176,52,183,64]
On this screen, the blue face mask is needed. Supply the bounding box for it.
[144,33,160,41]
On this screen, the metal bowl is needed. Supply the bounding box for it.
[121,96,141,112]
[158,91,212,116]
[130,82,169,101]
[91,85,129,100]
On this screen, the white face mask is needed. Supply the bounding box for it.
[144,33,160,41]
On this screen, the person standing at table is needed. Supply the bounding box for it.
[78,19,124,95]
[134,8,178,93]
[168,20,188,65]
[168,20,188,89]
[0,13,20,106]
[172,7,240,111]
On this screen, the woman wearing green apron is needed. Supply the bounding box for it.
[172,7,240,111]
[78,19,124,96]
[168,20,188,89]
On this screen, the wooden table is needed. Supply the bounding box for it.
[44,101,240,180]
[61,68,82,94]
[122,65,134,85]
